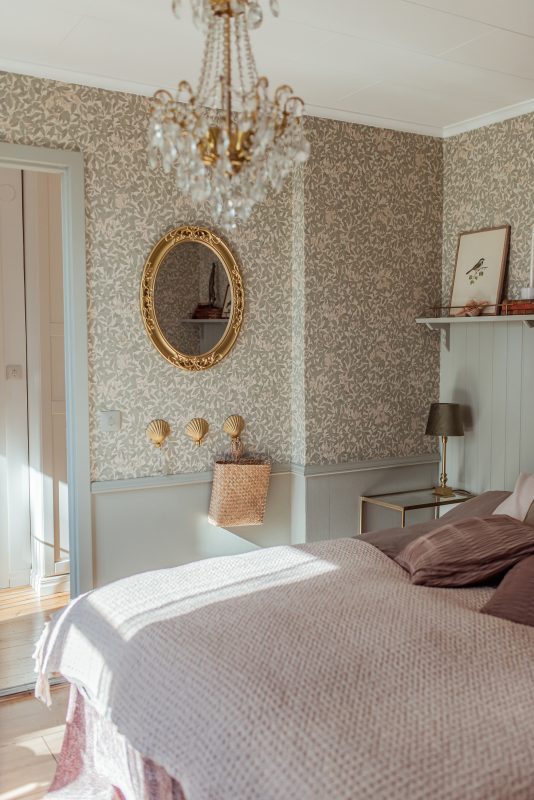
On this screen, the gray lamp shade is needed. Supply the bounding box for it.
[425,403,464,437]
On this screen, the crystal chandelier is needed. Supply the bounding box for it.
[148,0,310,227]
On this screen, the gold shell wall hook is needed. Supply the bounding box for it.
[185,417,209,446]
[146,419,172,448]
[223,415,245,440]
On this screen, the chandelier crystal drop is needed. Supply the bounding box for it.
[148,0,310,228]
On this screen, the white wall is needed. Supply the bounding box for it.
[0,168,31,588]
[440,320,534,493]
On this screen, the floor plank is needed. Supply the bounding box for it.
[0,687,68,746]
[0,588,69,694]
[0,687,67,799]
[0,735,58,799]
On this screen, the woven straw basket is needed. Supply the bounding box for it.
[208,458,271,527]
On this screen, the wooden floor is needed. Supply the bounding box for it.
[0,587,69,695]
[0,685,67,799]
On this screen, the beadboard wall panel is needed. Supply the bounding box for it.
[91,472,292,587]
[303,457,439,541]
[91,454,438,585]
[440,321,534,494]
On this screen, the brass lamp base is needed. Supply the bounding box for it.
[432,485,455,498]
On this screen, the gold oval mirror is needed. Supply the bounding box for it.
[140,226,244,371]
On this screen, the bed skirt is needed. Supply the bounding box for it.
[47,685,185,800]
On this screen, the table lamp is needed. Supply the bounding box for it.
[425,403,464,497]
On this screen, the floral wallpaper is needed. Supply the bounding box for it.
[443,113,534,303]
[0,70,442,479]
[301,119,442,464]
[0,71,294,480]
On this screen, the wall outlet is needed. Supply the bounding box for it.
[98,410,122,433]
[5,364,23,380]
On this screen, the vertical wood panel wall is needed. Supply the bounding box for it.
[440,321,534,493]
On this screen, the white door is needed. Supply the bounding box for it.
[23,172,69,591]
[0,168,31,588]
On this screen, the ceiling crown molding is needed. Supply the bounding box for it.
[442,97,534,138]
[2,57,534,141]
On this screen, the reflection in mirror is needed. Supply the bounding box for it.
[154,241,232,357]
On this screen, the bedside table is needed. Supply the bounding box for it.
[359,488,475,535]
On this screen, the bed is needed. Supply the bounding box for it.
[37,491,534,800]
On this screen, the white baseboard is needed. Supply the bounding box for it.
[54,559,70,576]
[9,570,31,588]
[31,571,70,597]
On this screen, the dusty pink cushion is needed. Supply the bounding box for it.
[493,473,534,521]
[481,555,534,628]
[395,515,534,587]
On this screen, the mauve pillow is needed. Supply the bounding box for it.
[362,490,510,560]
[525,502,534,528]
[481,555,534,628]
[395,515,534,587]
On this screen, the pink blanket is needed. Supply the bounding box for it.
[47,685,184,799]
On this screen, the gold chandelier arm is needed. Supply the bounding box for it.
[152,89,174,103]
[283,95,305,116]
[274,84,294,105]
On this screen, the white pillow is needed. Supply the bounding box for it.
[493,473,534,521]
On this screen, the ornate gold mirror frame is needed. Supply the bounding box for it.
[140,225,245,371]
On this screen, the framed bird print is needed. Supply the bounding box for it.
[450,225,510,315]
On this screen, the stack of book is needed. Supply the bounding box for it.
[502,299,534,315]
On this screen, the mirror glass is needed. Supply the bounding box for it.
[153,241,232,357]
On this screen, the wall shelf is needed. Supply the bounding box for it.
[416,315,534,350]
[416,315,534,330]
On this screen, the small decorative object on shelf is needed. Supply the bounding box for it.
[425,403,464,497]
[192,304,224,319]
[185,417,210,446]
[192,262,224,318]
[146,419,172,448]
[453,299,489,317]
[503,299,534,315]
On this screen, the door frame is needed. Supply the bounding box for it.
[0,143,92,596]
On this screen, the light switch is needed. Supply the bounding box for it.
[5,364,23,380]
[98,410,122,432]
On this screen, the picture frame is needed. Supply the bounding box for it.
[450,225,510,315]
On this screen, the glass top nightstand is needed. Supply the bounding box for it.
[359,488,475,535]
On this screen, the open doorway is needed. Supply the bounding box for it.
[0,144,91,696]
[0,168,69,693]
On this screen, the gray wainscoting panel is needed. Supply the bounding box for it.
[92,455,439,586]
[440,321,534,494]
[92,472,292,587]
[302,458,439,541]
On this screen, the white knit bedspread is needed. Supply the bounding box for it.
[35,538,534,799]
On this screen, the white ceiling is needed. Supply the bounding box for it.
[2,0,534,137]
